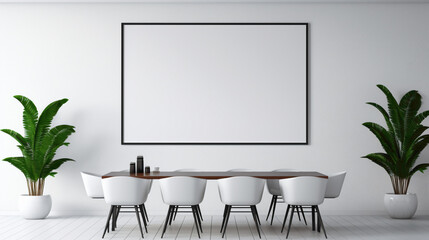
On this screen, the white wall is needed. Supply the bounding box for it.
[1,2,429,216]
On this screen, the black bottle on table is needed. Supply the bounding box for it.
[137,155,144,173]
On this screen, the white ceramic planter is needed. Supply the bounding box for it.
[384,193,417,219]
[19,195,52,219]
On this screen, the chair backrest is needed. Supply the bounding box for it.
[81,172,104,198]
[102,176,152,206]
[280,176,327,206]
[175,169,202,172]
[159,176,207,206]
[325,171,346,198]
[218,176,265,205]
[267,169,294,196]
[227,168,256,172]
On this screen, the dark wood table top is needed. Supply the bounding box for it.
[102,171,328,179]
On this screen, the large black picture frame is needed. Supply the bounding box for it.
[121,22,309,145]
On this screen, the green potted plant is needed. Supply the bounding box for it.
[2,95,75,219]
[363,85,429,219]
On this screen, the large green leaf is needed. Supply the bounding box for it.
[377,85,404,141]
[31,99,69,176]
[40,125,75,170]
[410,163,429,177]
[3,157,30,178]
[34,99,68,149]
[405,135,429,171]
[17,145,36,180]
[399,90,419,111]
[362,153,394,174]
[402,126,428,163]
[362,122,400,161]
[1,129,28,146]
[367,102,395,134]
[416,110,429,124]
[400,91,421,149]
[41,158,74,179]
[14,95,38,144]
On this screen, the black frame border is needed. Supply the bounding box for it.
[121,22,309,145]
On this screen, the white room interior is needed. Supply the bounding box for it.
[1,0,429,239]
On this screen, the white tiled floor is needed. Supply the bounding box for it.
[1,214,429,240]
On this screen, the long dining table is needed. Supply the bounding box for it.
[102,171,328,179]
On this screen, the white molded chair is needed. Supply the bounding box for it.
[81,171,151,229]
[170,169,205,223]
[218,176,265,238]
[224,169,263,223]
[81,172,104,198]
[101,177,152,239]
[325,171,346,198]
[266,169,292,225]
[280,176,328,239]
[266,169,308,225]
[160,176,207,238]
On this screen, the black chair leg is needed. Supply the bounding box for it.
[317,207,321,232]
[281,205,291,233]
[266,195,275,221]
[312,206,316,231]
[111,206,116,231]
[197,205,203,221]
[143,204,149,223]
[254,205,261,225]
[286,205,295,239]
[169,205,176,225]
[270,195,278,225]
[250,205,262,239]
[139,205,148,233]
[173,205,179,221]
[316,206,327,238]
[222,205,232,238]
[191,206,201,238]
[300,206,307,225]
[161,205,173,238]
[193,205,203,233]
[102,205,114,238]
[113,205,121,231]
[220,205,228,233]
[134,205,144,238]
[296,206,301,222]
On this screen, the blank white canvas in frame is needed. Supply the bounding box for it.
[122,23,307,144]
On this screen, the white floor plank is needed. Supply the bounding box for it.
[258,216,282,240]
[235,215,254,240]
[211,215,225,239]
[224,216,240,240]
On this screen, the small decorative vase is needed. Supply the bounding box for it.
[19,194,52,219]
[384,193,417,219]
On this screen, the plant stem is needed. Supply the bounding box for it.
[395,176,399,194]
[390,175,397,194]
[26,179,30,195]
[404,177,410,194]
